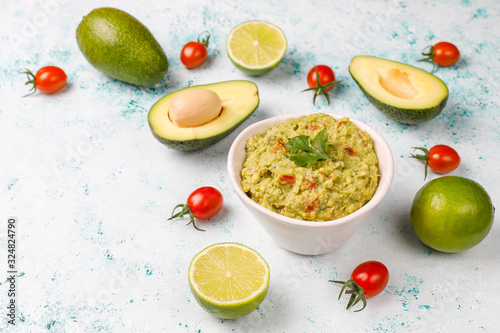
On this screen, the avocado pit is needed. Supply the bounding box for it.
[148,80,260,151]
[168,88,223,127]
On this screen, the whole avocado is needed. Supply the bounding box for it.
[76,8,168,86]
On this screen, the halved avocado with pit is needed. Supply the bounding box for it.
[148,80,259,151]
[349,56,448,124]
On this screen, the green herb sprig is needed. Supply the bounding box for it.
[286,128,334,167]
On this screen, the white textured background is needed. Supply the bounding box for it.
[1,0,499,332]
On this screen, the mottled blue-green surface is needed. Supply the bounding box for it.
[1,0,499,332]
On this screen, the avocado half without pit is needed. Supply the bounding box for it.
[148,80,259,151]
[349,56,449,124]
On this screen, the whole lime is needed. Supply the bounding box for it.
[410,176,494,253]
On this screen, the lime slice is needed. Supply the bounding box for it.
[227,21,287,76]
[188,242,270,319]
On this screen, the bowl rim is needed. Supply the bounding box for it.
[227,112,394,228]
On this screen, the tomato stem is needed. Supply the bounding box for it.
[20,69,37,97]
[418,45,437,73]
[409,147,430,180]
[329,279,367,312]
[168,204,205,231]
[197,31,210,48]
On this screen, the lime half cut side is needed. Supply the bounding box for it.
[188,242,270,319]
[227,21,287,76]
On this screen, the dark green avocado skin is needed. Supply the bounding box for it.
[354,77,448,124]
[349,65,448,125]
[76,7,168,87]
[149,112,256,151]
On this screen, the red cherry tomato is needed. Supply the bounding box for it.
[432,42,460,67]
[410,145,460,179]
[350,261,390,298]
[187,186,223,219]
[427,145,461,174]
[169,186,223,231]
[330,261,389,312]
[180,31,210,68]
[419,42,460,72]
[307,65,336,92]
[303,65,341,105]
[22,66,67,96]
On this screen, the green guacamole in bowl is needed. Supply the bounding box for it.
[240,113,380,221]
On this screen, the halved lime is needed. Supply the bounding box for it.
[227,21,287,76]
[188,242,270,319]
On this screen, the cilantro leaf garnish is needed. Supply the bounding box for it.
[286,128,333,167]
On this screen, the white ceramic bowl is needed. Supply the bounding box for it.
[227,113,394,255]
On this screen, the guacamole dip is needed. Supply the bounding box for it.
[241,113,380,221]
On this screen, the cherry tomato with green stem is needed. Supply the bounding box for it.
[169,186,223,231]
[410,145,461,179]
[180,31,210,68]
[302,65,341,105]
[330,261,389,312]
[21,66,67,96]
[419,42,460,72]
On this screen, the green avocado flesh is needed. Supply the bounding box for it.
[148,81,259,151]
[349,56,449,124]
[76,7,168,87]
